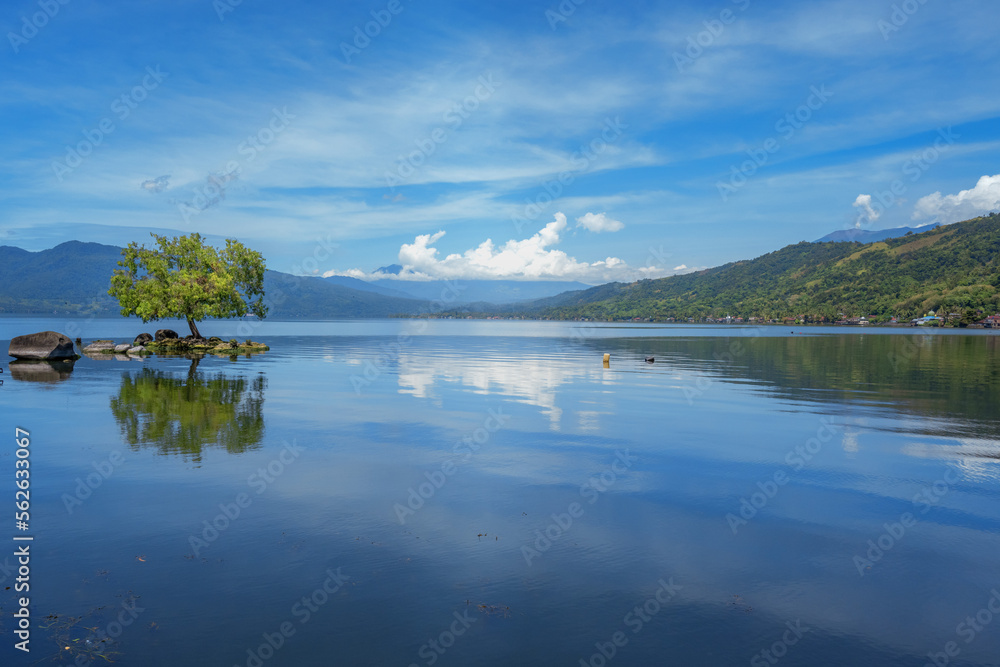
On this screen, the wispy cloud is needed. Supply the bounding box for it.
[140,175,170,193]
[576,212,624,232]
[1,0,998,275]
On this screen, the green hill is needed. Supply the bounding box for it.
[499,213,1000,322]
[0,241,123,315]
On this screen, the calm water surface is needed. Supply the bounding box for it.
[1,318,999,666]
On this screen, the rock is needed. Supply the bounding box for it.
[208,336,222,344]
[8,331,78,360]
[208,340,269,356]
[127,346,145,355]
[178,337,210,347]
[155,329,178,342]
[84,340,115,353]
[114,344,131,353]
[133,333,153,346]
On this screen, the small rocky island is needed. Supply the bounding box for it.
[8,329,268,365]
[83,329,269,358]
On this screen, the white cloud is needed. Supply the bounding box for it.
[852,194,880,227]
[673,264,688,271]
[913,174,1000,223]
[140,175,170,193]
[576,212,624,232]
[324,212,672,283]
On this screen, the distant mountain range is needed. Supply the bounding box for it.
[321,274,419,300]
[8,215,998,323]
[0,241,430,319]
[814,223,940,243]
[0,241,592,318]
[324,275,594,304]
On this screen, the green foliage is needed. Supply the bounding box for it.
[109,233,267,335]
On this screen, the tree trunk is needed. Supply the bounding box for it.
[187,317,202,339]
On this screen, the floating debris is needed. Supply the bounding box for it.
[468,601,512,617]
[728,594,753,613]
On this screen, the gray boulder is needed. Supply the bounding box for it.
[83,340,115,353]
[8,331,78,360]
[155,329,178,342]
[114,344,131,353]
[127,346,145,355]
[133,333,153,346]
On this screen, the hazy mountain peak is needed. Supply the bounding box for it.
[815,223,941,243]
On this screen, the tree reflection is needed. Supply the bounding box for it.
[110,358,266,461]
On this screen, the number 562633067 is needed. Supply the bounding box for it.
[15,428,30,529]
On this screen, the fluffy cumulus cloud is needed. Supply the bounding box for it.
[576,212,624,232]
[325,213,672,283]
[913,174,1000,223]
[852,194,880,227]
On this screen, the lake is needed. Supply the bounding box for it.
[2,317,999,666]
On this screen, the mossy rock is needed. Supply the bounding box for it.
[208,340,269,356]
[146,338,215,351]
[145,338,268,356]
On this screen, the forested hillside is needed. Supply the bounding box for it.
[496,213,1000,322]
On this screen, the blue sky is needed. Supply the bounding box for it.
[2,0,999,284]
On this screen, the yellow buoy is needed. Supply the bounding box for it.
[603,353,610,366]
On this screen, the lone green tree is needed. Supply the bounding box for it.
[109,233,267,338]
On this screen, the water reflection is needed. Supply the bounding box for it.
[575,333,1000,436]
[8,326,1000,666]
[109,358,266,461]
[8,358,75,382]
[385,332,999,434]
[397,352,605,427]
